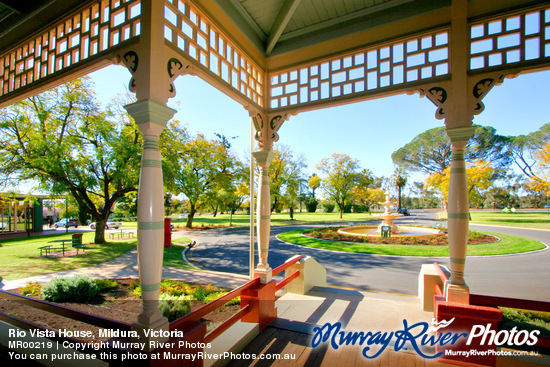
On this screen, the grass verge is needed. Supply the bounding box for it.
[438,211,550,229]
[164,237,192,269]
[121,212,376,229]
[0,233,136,280]
[277,230,546,256]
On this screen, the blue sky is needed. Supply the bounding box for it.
[90,65,549,187]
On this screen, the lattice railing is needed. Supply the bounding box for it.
[268,30,450,110]
[470,6,550,71]
[164,0,264,107]
[0,0,141,98]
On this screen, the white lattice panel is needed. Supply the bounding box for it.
[269,30,450,110]
[0,0,141,97]
[164,0,264,107]
[470,6,550,70]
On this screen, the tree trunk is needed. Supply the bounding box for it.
[186,204,196,228]
[212,205,218,217]
[94,217,107,244]
[398,186,402,209]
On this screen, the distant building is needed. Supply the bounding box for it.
[0,194,46,234]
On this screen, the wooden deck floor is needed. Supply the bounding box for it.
[228,325,445,367]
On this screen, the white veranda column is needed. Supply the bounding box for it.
[125,99,176,344]
[252,150,275,284]
[445,126,474,304]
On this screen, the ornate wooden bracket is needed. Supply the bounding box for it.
[246,108,296,151]
[120,50,139,94]
[418,83,450,121]
[469,74,506,116]
[166,57,196,98]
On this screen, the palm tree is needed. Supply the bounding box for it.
[392,167,408,210]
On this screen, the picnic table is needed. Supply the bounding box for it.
[48,239,71,256]
[108,229,135,240]
[38,245,52,257]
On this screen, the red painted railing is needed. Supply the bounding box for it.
[169,254,306,345]
[432,262,550,351]
[170,276,260,332]
[272,255,305,276]
[470,293,550,350]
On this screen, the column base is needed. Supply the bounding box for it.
[131,317,169,352]
[254,267,272,284]
[445,281,470,305]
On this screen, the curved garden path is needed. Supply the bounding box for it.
[187,210,550,301]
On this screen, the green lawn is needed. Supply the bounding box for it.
[439,211,550,229]
[164,237,192,269]
[277,230,546,256]
[0,234,196,280]
[121,212,376,229]
[0,233,136,280]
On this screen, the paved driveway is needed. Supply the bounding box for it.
[187,211,550,301]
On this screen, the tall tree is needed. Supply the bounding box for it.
[317,153,362,219]
[507,123,550,182]
[392,125,510,175]
[307,174,321,198]
[425,159,502,207]
[0,78,141,243]
[267,145,306,213]
[161,122,233,228]
[392,167,408,209]
[523,141,550,195]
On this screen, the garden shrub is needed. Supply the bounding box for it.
[322,202,335,213]
[192,286,208,301]
[305,197,318,213]
[158,293,191,321]
[42,276,99,302]
[343,203,352,213]
[353,204,368,213]
[21,281,42,296]
[204,292,240,306]
[94,279,119,291]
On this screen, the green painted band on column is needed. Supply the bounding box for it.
[261,180,269,185]
[447,213,470,219]
[260,248,269,252]
[143,137,160,150]
[451,152,465,161]
[450,257,466,265]
[451,167,467,174]
[259,215,270,220]
[138,221,165,230]
[142,159,162,168]
[141,282,161,292]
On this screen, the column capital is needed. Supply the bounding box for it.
[124,99,177,126]
[252,150,276,165]
[446,125,475,144]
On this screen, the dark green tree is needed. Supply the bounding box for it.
[0,78,141,243]
[392,125,510,175]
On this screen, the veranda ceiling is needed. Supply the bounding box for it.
[0,0,548,111]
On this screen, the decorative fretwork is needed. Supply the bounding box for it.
[163,0,264,107]
[0,0,142,98]
[269,29,450,111]
[469,6,550,71]
[419,85,449,120]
